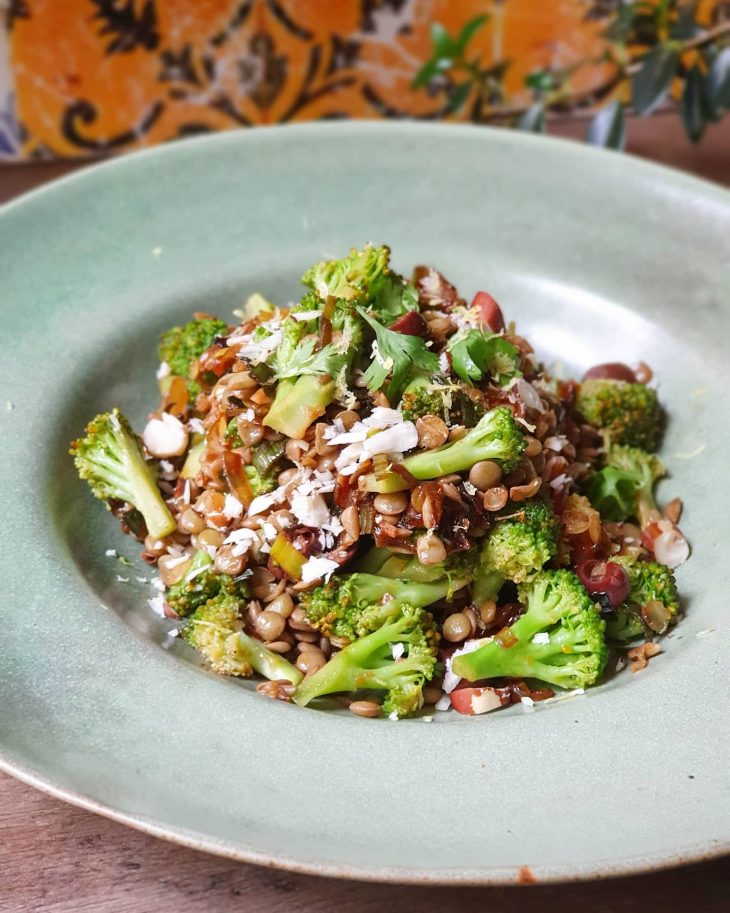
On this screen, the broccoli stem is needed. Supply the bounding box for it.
[236,632,303,685]
[401,407,524,479]
[471,568,505,606]
[264,375,336,438]
[294,613,418,707]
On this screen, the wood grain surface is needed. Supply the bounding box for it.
[1,117,728,912]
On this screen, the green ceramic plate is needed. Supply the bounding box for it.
[1,124,728,884]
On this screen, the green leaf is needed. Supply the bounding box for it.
[631,45,680,116]
[602,6,637,42]
[670,1,699,40]
[586,101,626,150]
[680,65,711,143]
[273,338,346,381]
[431,22,455,59]
[454,14,488,56]
[525,69,556,94]
[446,330,522,386]
[357,308,439,401]
[517,103,545,133]
[708,46,730,113]
[446,80,473,114]
[412,58,442,89]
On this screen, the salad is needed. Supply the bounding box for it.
[71,245,689,719]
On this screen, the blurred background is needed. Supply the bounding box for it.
[0,0,728,176]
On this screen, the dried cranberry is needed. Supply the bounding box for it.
[389,311,428,336]
[583,362,637,383]
[576,559,630,607]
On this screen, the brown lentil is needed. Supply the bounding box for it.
[236,417,264,446]
[277,467,298,486]
[143,535,168,557]
[293,629,320,644]
[266,640,293,654]
[523,436,542,458]
[373,491,409,516]
[288,607,314,631]
[340,505,360,541]
[415,415,449,450]
[476,600,497,625]
[158,554,192,586]
[448,425,467,442]
[178,507,206,535]
[483,485,509,511]
[443,612,472,642]
[256,680,295,701]
[421,494,438,530]
[194,528,225,550]
[296,649,327,675]
[213,545,245,576]
[349,700,381,718]
[468,460,502,491]
[267,592,294,618]
[255,610,286,642]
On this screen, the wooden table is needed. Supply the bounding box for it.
[2,118,728,912]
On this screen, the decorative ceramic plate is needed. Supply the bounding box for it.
[1,124,728,884]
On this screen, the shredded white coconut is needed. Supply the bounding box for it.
[300,556,340,584]
[105,549,117,557]
[532,632,550,645]
[143,413,189,458]
[247,488,287,517]
[290,492,331,528]
[156,361,171,380]
[223,493,243,519]
[148,595,167,617]
[391,643,405,660]
[443,638,489,693]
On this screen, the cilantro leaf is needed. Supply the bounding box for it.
[357,307,440,401]
[273,337,346,381]
[446,329,522,386]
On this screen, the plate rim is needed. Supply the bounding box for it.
[1,121,728,884]
[2,755,727,884]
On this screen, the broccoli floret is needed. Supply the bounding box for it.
[301,571,472,641]
[159,316,228,397]
[446,329,522,386]
[244,465,277,497]
[400,375,485,427]
[472,500,560,605]
[266,245,418,437]
[293,602,439,718]
[402,406,525,479]
[182,594,301,683]
[586,445,665,527]
[576,379,662,450]
[453,570,608,690]
[70,408,176,540]
[605,556,680,641]
[302,244,392,304]
[166,549,251,617]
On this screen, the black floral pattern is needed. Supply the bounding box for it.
[90,0,160,55]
